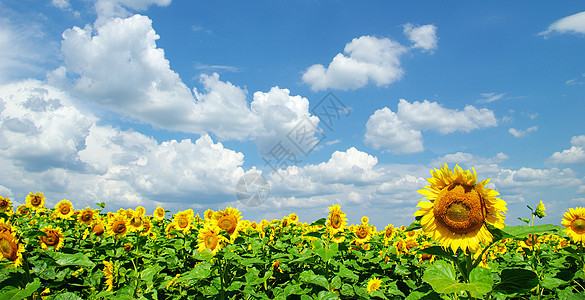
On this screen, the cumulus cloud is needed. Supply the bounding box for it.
[403,23,438,52]
[301,35,408,91]
[364,107,423,154]
[364,99,497,153]
[0,80,250,211]
[52,14,320,144]
[94,0,172,25]
[509,126,538,138]
[540,11,585,37]
[547,135,585,165]
[396,99,497,134]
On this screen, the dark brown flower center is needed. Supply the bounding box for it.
[60,206,71,215]
[331,214,342,229]
[31,196,42,206]
[356,226,368,239]
[0,234,17,260]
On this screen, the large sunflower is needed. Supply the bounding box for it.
[562,207,585,243]
[353,223,374,244]
[26,192,46,212]
[367,277,383,293]
[197,224,227,255]
[54,200,74,220]
[40,225,65,250]
[128,210,145,233]
[327,204,348,235]
[211,207,242,241]
[107,215,129,238]
[0,231,25,268]
[414,164,507,253]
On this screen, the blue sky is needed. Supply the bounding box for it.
[1,0,585,229]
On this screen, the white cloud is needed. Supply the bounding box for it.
[0,79,250,212]
[94,0,172,25]
[403,23,438,52]
[508,126,538,138]
[540,11,585,36]
[396,99,498,134]
[301,35,408,91]
[477,92,505,103]
[364,107,424,154]
[432,152,509,167]
[547,135,585,165]
[52,15,320,144]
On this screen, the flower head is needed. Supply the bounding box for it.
[26,192,46,212]
[211,207,242,241]
[40,225,65,250]
[0,196,13,215]
[197,224,227,255]
[78,207,97,226]
[107,214,129,238]
[367,277,383,293]
[414,164,507,253]
[0,231,25,267]
[327,204,348,235]
[562,207,585,243]
[54,200,74,220]
[535,201,546,218]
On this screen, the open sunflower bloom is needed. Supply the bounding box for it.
[561,207,585,243]
[414,164,507,253]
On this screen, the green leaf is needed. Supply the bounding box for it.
[48,292,84,300]
[0,278,41,300]
[369,290,389,299]
[299,270,329,289]
[331,276,342,290]
[417,246,454,259]
[45,251,96,268]
[316,290,339,300]
[340,283,355,296]
[337,265,359,281]
[423,260,466,294]
[540,276,566,290]
[501,224,563,239]
[517,217,530,224]
[405,217,422,232]
[141,265,164,283]
[385,281,406,297]
[467,266,493,297]
[309,218,326,226]
[493,268,539,294]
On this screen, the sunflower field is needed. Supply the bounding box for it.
[1,164,585,299]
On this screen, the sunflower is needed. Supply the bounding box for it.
[383,224,396,241]
[361,216,369,224]
[78,207,97,226]
[0,231,25,268]
[204,209,215,221]
[91,219,106,238]
[327,204,348,235]
[0,196,13,215]
[534,200,546,218]
[54,200,74,220]
[39,225,65,251]
[353,223,374,244]
[128,210,144,233]
[172,209,194,234]
[103,261,115,291]
[562,207,585,243]
[153,206,166,221]
[26,192,46,212]
[140,217,154,238]
[0,219,12,234]
[197,224,227,255]
[212,207,242,241]
[288,213,299,223]
[414,164,507,253]
[16,205,30,216]
[367,277,383,293]
[107,215,129,238]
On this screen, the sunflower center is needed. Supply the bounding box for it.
[356,226,368,239]
[571,218,585,234]
[0,236,16,260]
[60,206,71,215]
[115,222,126,233]
[178,217,189,228]
[43,233,59,246]
[205,235,218,249]
[0,200,8,209]
[82,213,92,222]
[131,217,142,227]
[385,228,393,239]
[218,217,236,234]
[31,196,41,206]
[434,184,485,234]
[331,214,342,229]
